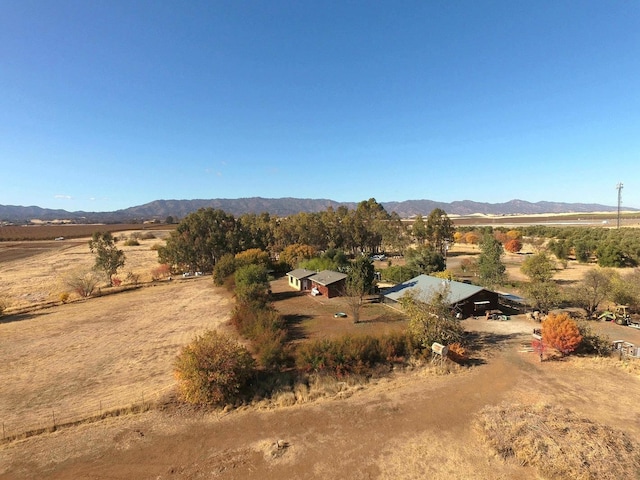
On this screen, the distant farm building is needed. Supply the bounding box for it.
[382,274,499,317]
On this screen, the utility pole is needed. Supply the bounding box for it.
[616,182,623,229]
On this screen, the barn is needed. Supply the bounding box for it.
[382,274,499,317]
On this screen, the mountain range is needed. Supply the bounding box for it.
[0,198,633,224]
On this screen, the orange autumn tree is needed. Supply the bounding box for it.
[541,312,582,356]
[504,238,523,253]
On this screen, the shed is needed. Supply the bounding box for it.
[382,274,499,317]
[308,270,348,298]
[286,268,317,291]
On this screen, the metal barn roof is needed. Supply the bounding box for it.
[383,274,487,304]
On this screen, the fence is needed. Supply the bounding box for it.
[1,384,174,444]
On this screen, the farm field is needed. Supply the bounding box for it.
[0,229,172,311]
[2,233,640,478]
[0,223,171,241]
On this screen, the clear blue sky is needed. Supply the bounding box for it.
[1,1,639,212]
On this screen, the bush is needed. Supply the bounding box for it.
[124,239,140,246]
[575,321,613,356]
[234,264,270,306]
[213,253,236,286]
[295,333,410,377]
[140,231,156,240]
[151,264,171,281]
[231,303,288,369]
[126,271,141,286]
[174,330,256,406]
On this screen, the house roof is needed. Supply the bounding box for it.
[308,270,348,286]
[383,274,488,304]
[286,268,317,280]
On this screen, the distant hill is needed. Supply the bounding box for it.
[0,198,634,224]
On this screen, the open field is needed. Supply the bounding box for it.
[0,223,171,241]
[2,234,640,478]
[0,230,172,310]
[0,277,233,438]
[450,211,640,227]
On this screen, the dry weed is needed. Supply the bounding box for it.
[476,402,640,479]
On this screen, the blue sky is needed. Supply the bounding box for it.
[1,1,639,212]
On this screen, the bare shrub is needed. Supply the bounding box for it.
[64,270,102,298]
[140,231,156,240]
[174,330,255,406]
[124,238,140,247]
[125,271,141,286]
[476,402,640,479]
[273,390,296,407]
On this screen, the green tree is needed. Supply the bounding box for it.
[345,256,375,323]
[351,198,389,254]
[477,235,506,287]
[212,253,237,286]
[425,208,454,256]
[159,208,239,273]
[400,286,463,351]
[89,232,126,286]
[381,265,415,284]
[597,243,627,267]
[234,264,270,306]
[521,252,559,312]
[522,280,561,313]
[405,245,446,276]
[611,268,640,309]
[412,215,428,245]
[573,239,591,263]
[521,252,555,283]
[569,268,616,316]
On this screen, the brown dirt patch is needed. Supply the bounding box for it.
[270,277,407,342]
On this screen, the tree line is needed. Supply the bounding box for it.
[157,199,454,274]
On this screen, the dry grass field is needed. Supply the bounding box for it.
[2,229,640,479]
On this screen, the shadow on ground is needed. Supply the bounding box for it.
[284,313,313,341]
